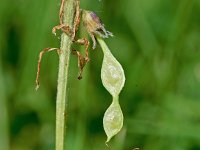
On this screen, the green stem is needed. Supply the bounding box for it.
[96,37,110,54]
[56,0,76,150]
[0,25,9,150]
[0,60,9,150]
[0,69,9,150]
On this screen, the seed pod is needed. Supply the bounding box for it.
[98,38,125,96]
[103,97,123,143]
[97,37,125,143]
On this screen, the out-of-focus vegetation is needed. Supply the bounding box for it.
[0,0,200,149]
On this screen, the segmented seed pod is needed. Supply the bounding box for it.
[97,37,125,143]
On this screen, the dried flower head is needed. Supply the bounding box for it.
[82,10,113,49]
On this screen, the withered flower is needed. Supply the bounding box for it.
[82,10,113,49]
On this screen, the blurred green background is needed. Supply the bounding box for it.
[0,0,200,149]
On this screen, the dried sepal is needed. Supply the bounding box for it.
[103,97,123,143]
[35,48,61,90]
[72,49,89,80]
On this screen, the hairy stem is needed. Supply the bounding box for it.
[56,0,76,149]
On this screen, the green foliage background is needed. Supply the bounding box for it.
[0,0,200,149]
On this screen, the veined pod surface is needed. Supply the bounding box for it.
[97,37,125,143]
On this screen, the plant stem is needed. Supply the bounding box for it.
[56,0,76,149]
[0,68,9,150]
[0,27,9,150]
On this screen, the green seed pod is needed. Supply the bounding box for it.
[98,38,125,96]
[103,97,123,143]
[97,37,125,143]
